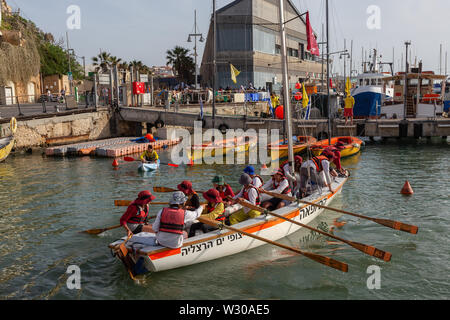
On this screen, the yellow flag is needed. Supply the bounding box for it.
[230,64,241,84]
[345,77,351,96]
[302,83,309,109]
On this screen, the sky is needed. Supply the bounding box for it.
[6,0,450,76]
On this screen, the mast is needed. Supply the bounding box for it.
[278,0,294,170]
[212,0,217,130]
[326,0,331,145]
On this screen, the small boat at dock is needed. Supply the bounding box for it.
[0,118,17,163]
[189,135,258,163]
[268,136,317,162]
[311,136,363,158]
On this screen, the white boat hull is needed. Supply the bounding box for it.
[110,177,347,274]
[381,103,444,119]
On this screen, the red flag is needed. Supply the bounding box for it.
[329,78,333,89]
[306,12,320,56]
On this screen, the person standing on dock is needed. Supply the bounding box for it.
[344,93,355,126]
[151,192,204,249]
[140,145,159,164]
[177,180,201,210]
[120,190,156,238]
[227,174,262,225]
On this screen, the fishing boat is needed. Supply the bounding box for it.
[189,135,258,164]
[268,136,317,162]
[108,175,348,274]
[311,136,363,158]
[0,118,17,163]
[138,160,160,172]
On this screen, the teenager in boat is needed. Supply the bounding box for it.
[280,156,303,192]
[299,152,335,196]
[188,189,225,237]
[177,180,201,210]
[120,190,156,238]
[140,144,159,164]
[212,175,235,206]
[243,166,264,188]
[151,191,204,249]
[227,173,262,225]
[259,168,292,211]
[323,143,348,177]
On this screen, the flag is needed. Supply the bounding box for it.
[306,12,320,56]
[345,77,352,96]
[302,83,309,109]
[230,64,241,84]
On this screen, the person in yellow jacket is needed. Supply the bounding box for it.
[344,94,355,126]
[140,145,159,163]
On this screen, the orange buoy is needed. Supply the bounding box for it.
[401,181,414,195]
[112,159,119,167]
[261,164,268,169]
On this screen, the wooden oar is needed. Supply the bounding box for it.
[114,200,208,207]
[236,199,392,262]
[115,234,136,280]
[123,157,179,168]
[81,215,157,235]
[259,189,419,235]
[153,186,206,194]
[198,217,348,273]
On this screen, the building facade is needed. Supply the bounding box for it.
[200,0,325,91]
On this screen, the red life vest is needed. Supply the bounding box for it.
[312,156,328,172]
[273,178,291,195]
[128,204,149,225]
[216,184,233,199]
[206,203,226,222]
[159,207,185,235]
[243,186,261,206]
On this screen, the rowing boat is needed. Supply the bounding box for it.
[138,160,160,172]
[311,136,364,158]
[189,135,258,163]
[268,136,317,162]
[108,176,347,275]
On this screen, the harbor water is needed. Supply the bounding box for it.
[0,138,449,300]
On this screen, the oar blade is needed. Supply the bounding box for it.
[81,228,107,235]
[115,200,132,207]
[374,218,419,235]
[153,187,177,193]
[349,241,392,262]
[302,251,349,273]
[123,157,136,162]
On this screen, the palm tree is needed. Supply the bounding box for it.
[166,46,195,84]
[92,51,111,73]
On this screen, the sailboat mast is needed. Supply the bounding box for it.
[326,0,331,145]
[278,0,294,169]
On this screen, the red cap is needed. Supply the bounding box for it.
[178,181,193,194]
[135,190,156,205]
[203,189,222,204]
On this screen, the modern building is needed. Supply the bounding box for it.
[200,0,325,92]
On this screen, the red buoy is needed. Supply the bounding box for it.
[112,159,119,167]
[401,181,414,195]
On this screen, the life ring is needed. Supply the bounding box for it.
[218,123,230,134]
[10,117,17,134]
[154,119,165,128]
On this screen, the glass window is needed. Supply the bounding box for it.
[365,79,370,85]
[371,79,376,85]
[377,79,382,85]
[275,44,281,55]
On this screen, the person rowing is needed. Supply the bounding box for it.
[150,191,204,249]
[280,156,303,192]
[140,144,159,164]
[212,175,235,206]
[177,180,201,210]
[227,173,262,225]
[323,142,348,177]
[188,189,225,237]
[243,166,264,188]
[300,152,335,196]
[259,168,292,210]
[119,190,156,238]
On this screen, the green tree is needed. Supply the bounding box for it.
[166,46,195,84]
[39,42,84,79]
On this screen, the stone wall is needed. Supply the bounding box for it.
[8,109,114,149]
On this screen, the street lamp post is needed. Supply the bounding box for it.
[187,10,204,89]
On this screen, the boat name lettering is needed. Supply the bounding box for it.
[300,199,327,220]
[181,241,214,256]
[227,233,243,242]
